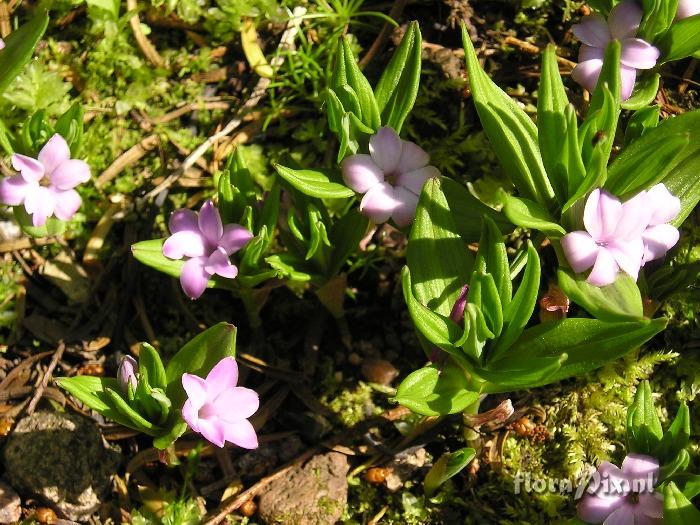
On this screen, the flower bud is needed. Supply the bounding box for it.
[117,356,138,395]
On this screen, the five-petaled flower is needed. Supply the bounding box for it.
[578,453,663,525]
[0,134,90,227]
[572,1,660,101]
[181,357,259,449]
[341,126,439,227]
[162,200,253,300]
[561,184,680,287]
[677,0,700,19]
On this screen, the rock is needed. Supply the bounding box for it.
[0,481,21,524]
[3,411,120,521]
[257,452,349,525]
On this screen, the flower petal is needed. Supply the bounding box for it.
[584,189,622,242]
[180,256,210,299]
[197,418,226,448]
[396,140,430,173]
[608,1,643,40]
[561,231,600,274]
[677,0,700,19]
[369,127,403,174]
[341,154,385,193]
[638,493,664,520]
[587,248,619,286]
[572,59,604,94]
[620,65,637,101]
[391,186,419,227]
[11,154,44,183]
[622,453,659,481]
[219,224,253,255]
[579,44,605,63]
[603,504,636,525]
[224,419,259,449]
[204,247,239,279]
[23,186,55,227]
[198,200,223,245]
[621,38,660,69]
[395,165,439,195]
[215,387,260,420]
[51,189,82,221]
[38,134,71,176]
[49,159,91,190]
[643,224,679,262]
[578,494,624,524]
[359,182,397,224]
[607,237,644,281]
[573,14,611,47]
[646,183,680,225]
[163,230,207,259]
[205,357,239,395]
[0,176,32,206]
[169,209,200,234]
[615,190,651,240]
[181,399,200,431]
[182,373,209,410]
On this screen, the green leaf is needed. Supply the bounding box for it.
[54,103,84,156]
[473,216,511,309]
[265,253,313,282]
[621,73,660,111]
[461,23,555,209]
[274,164,355,199]
[327,209,370,277]
[624,105,660,145]
[406,177,474,317]
[374,21,421,132]
[662,150,700,227]
[538,45,577,203]
[441,177,513,242]
[394,362,480,416]
[55,376,118,414]
[656,402,690,464]
[469,271,503,338]
[497,190,566,238]
[489,241,540,361]
[424,447,476,496]
[164,323,237,408]
[664,481,700,525]
[627,380,663,455]
[131,238,235,291]
[606,109,700,196]
[491,318,667,387]
[13,205,66,238]
[557,269,644,322]
[104,387,161,435]
[153,418,188,450]
[639,0,678,42]
[138,343,167,390]
[338,37,380,130]
[0,11,49,96]
[658,13,700,63]
[476,355,565,393]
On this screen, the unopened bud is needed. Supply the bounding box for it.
[117,356,138,395]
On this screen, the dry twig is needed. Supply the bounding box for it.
[26,342,66,415]
[127,0,166,68]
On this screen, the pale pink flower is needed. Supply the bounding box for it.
[572,1,660,100]
[0,134,90,227]
[162,200,253,300]
[0,38,5,50]
[341,127,439,227]
[561,188,649,286]
[578,454,663,525]
[181,357,259,449]
[677,0,700,19]
[641,183,680,263]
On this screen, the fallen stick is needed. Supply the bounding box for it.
[143,6,307,200]
[26,342,66,415]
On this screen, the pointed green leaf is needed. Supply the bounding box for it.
[664,481,700,525]
[424,448,476,496]
[657,12,700,63]
[274,164,355,199]
[138,343,167,390]
[0,11,49,96]
[627,380,664,455]
[497,190,566,238]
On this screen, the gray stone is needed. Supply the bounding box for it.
[3,411,120,522]
[0,481,21,524]
[257,452,349,525]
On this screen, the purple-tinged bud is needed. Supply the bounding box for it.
[117,356,138,395]
[449,285,470,325]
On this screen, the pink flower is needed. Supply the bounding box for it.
[677,0,700,19]
[341,127,439,227]
[117,356,138,395]
[641,183,680,263]
[0,134,90,227]
[572,1,660,100]
[162,200,253,300]
[561,185,680,287]
[181,357,259,449]
[578,454,663,524]
[561,189,649,286]
[0,38,4,50]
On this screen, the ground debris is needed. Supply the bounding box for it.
[0,481,21,524]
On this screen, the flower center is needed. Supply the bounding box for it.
[198,402,218,419]
[627,492,640,505]
[595,240,608,248]
[384,171,398,185]
[39,176,51,187]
